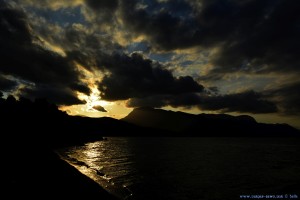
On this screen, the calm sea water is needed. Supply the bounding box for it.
[56,137,300,200]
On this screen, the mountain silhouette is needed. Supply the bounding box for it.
[0,96,173,149]
[1,96,299,150]
[122,107,300,137]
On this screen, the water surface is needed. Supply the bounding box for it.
[57,137,300,200]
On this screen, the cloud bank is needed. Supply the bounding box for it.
[1,0,299,117]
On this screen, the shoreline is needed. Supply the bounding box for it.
[57,152,133,200]
[2,145,120,199]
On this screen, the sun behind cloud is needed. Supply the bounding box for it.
[60,84,132,119]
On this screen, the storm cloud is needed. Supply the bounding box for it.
[85,0,118,12]
[0,75,18,91]
[20,86,85,106]
[127,90,278,114]
[120,0,300,76]
[120,0,201,50]
[96,52,204,101]
[0,2,88,105]
[268,82,300,115]
[1,0,300,123]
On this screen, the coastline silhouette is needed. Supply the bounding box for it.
[1,96,299,147]
[1,95,299,199]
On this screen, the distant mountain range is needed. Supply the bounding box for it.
[122,107,300,137]
[1,96,299,150]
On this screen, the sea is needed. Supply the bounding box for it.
[56,137,300,200]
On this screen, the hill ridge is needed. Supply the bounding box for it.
[122,107,299,137]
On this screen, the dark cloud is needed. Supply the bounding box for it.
[2,0,297,118]
[0,75,18,91]
[0,1,32,43]
[83,0,119,25]
[118,0,299,116]
[64,26,121,67]
[97,52,204,100]
[268,82,300,115]
[209,0,300,76]
[120,0,300,76]
[120,0,201,50]
[70,83,91,95]
[126,93,200,109]
[66,50,95,70]
[0,2,88,105]
[197,90,278,114]
[20,86,85,106]
[127,90,278,114]
[0,4,76,85]
[85,0,119,11]
[126,95,165,108]
[93,105,107,112]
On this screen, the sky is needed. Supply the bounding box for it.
[0,0,300,128]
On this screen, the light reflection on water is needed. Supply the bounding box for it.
[57,137,300,200]
[57,138,135,200]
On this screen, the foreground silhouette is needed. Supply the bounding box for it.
[0,96,119,199]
